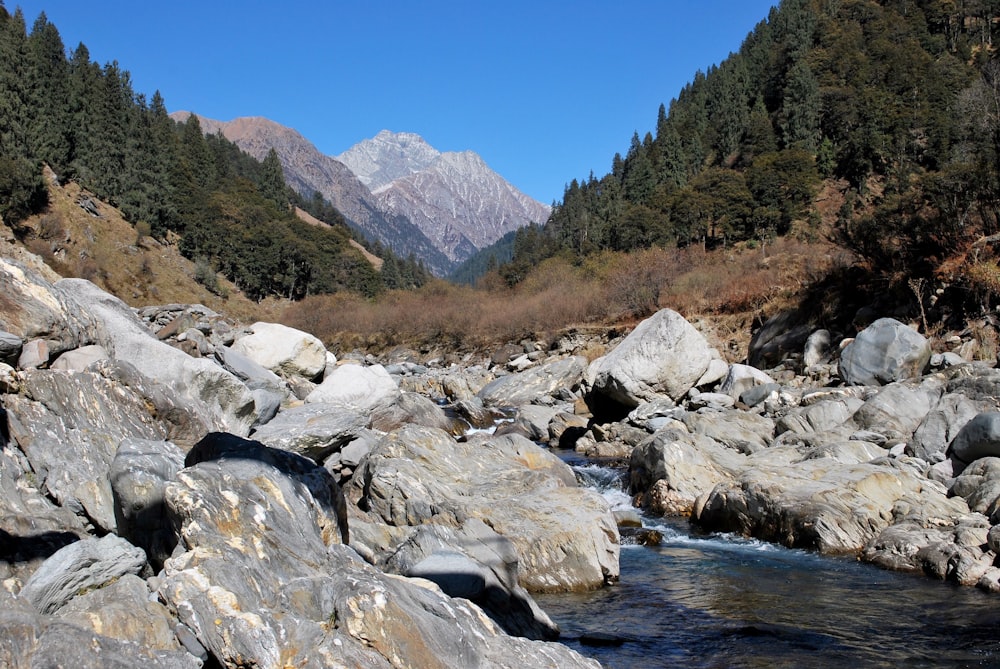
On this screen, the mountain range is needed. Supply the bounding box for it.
[171,114,549,275]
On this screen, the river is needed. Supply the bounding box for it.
[536,456,1000,669]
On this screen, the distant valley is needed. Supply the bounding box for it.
[171,114,549,275]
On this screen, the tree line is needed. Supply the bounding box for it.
[503,0,1000,309]
[0,5,429,301]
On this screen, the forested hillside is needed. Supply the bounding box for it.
[502,0,1000,316]
[0,6,429,302]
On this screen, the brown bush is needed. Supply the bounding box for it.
[282,238,845,354]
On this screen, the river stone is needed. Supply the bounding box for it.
[839,318,931,386]
[305,362,401,412]
[20,534,147,615]
[804,329,833,367]
[478,355,587,408]
[49,344,109,371]
[349,425,619,592]
[0,257,82,358]
[910,392,983,463]
[55,573,189,654]
[17,338,49,369]
[629,427,747,516]
[55,278,261,435]
[0,596,201,669]
[370,391,457,434]
[5,368,170,532]
[250,402,367,463]
[718,363,776,401]
[231,321,327,381]
[109,438,185,569]
[693,453,965,554]
[851,381,942,439]
[680,410,775,454]
[161,446,599,669]
[949,412,1000,470]
[590,309,712,407]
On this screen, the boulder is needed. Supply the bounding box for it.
[250,402,367,463]
[680,410,775,455]
[629,427,746,516]
[0,595,201,669]
[718,363,776,401]
[20,534,147,615]
[0,445,87,585]
[478,355,587,408]
[370,391,458,434]
[693,454,965,554]
[231,321,328,381]
[5,368,170,532]
[305,362,401,412]
[56,278,261,435]
[55,574,195,656]
[182,432,349,546]
[803,329,833,367]
[590,309,712,408]
[910,392,983,463]
[839,318,931,386]
[160,442,599,669]
[49,344,109,371]
[0,257,81,359]
[851,381,942,440]
[949,412,1000,469]
[747,310,813,369]
[349,425,619,593]
[17,338,49,369]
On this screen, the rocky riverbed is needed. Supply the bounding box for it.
[3,248,1000,667]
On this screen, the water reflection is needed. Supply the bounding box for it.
[538,517,1000,669]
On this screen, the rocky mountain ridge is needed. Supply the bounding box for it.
[172,115,548,274]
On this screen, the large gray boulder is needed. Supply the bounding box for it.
[5,368,170,532]
[910,392,983,463]
[949,412,1000,469]
[0,594,201,669]
[250,402,367,463]
[693,451,964,554]
[629,427,747,516]
[305,362,401,411]
[20,534,147,615]
[839,318,931,386]
[56,278,261,435]
[160,444,600,669]
[349,425,619,593]
[478,355,587,408]
[0,257,82,359]
[230,321,328,381]
[589,309,712,407]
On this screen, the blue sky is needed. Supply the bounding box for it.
[13,1,776,205]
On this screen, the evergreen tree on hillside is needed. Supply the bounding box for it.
[503,0,994,303]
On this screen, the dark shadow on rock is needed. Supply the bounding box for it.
[185,432,349,545]
[0,528,81,563]
[558,425,588,450]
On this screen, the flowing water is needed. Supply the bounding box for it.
[537,454,1000,669]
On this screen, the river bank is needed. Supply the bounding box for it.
[5,247,1000,667]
